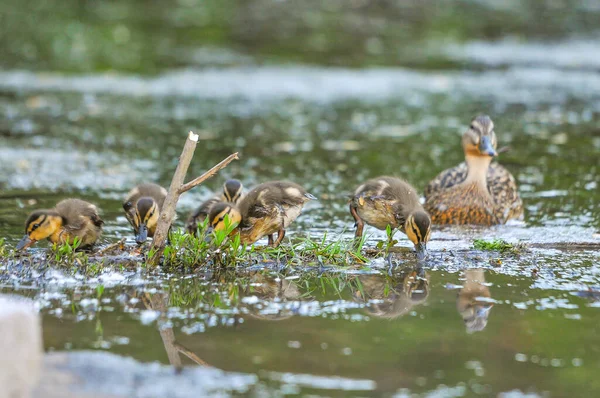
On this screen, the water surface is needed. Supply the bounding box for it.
[1,1,600,396]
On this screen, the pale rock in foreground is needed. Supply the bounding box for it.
[0,295,42,398]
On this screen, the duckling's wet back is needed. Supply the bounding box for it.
[1,1,600,396]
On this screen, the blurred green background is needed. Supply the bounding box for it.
[2,0,600,73]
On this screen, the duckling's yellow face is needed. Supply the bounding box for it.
[17,211,63,250]
[221,179,244,204]
[208,203,242,233]
[130,197,159,244]
[462,115,498,157]
[405,211,431,260]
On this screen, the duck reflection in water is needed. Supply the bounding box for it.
[353,267,429,319]
[457,268,494,333]
[241,273,305,321]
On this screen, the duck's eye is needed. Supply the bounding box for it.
[33,223,40,229]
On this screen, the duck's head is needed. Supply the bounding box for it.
[404,210,431,260]
[462,115,498,158]
[124,197,159,244]
[16,210,63,250]
[221,179,243,203]
[207,202,242,234]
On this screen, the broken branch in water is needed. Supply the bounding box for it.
[178,153,239,194]
[148,131,239,266]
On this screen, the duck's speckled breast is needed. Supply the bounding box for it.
[425,182,498,225]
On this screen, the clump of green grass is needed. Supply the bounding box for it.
[0,238,6,257]
[50,239,110,276]
[473,239,524,254]
[154,215,249,270]
[153,215,371,271]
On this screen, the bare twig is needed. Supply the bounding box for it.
[148,131,238,266]
[178,152,239,194]
[174,342,211,367]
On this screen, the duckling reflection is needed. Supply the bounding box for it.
[353,267,429,319]
[457,268,494,333]
[240,273,306,321]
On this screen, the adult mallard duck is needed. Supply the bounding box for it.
[350,176,431,260]
[16,199,104,250]
[123,183,167,244]
[207,181,316,247]
[424,115,522,225]
[185,179,243,235]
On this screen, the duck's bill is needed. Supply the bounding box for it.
[478,136,497,157]
[135,224,148,245]
[476,304,494,317]
[204,227,215,242]
[16,235,35,250]
[415,242,427,261]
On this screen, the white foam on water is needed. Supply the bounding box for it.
[447,38,600,69]
[267,371,377,391]
[1,64,600,105]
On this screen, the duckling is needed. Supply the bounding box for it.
[123,183,167,244]
[350,176,431,260]
[207,181,316,247]
[185,179,244,235]
[16,199,103,250]
[424,115,522,225]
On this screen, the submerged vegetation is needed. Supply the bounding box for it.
[473,238,525,254]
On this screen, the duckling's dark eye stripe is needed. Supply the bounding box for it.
[409,218,422,242]
[144,206,156,222]
[29,215,46,232]
[134,210,142,227]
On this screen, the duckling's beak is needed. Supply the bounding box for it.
[204,226,215,242]
[136,224,148,245]
[476,304,494,317]
[479,136,497,157]
[415,242,427,261]
[16,235,35,250]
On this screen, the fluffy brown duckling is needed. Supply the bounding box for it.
[185,179,244,235]
[123,183,167,244]
[207,181,316,247]
[16,199,104,250]
[424,115,522,225]
[350,176,431,260]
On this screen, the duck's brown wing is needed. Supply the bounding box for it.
[424,163,468,199]
[55,199,104,246]
[487,163,523,222]
[55,199,102,227]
